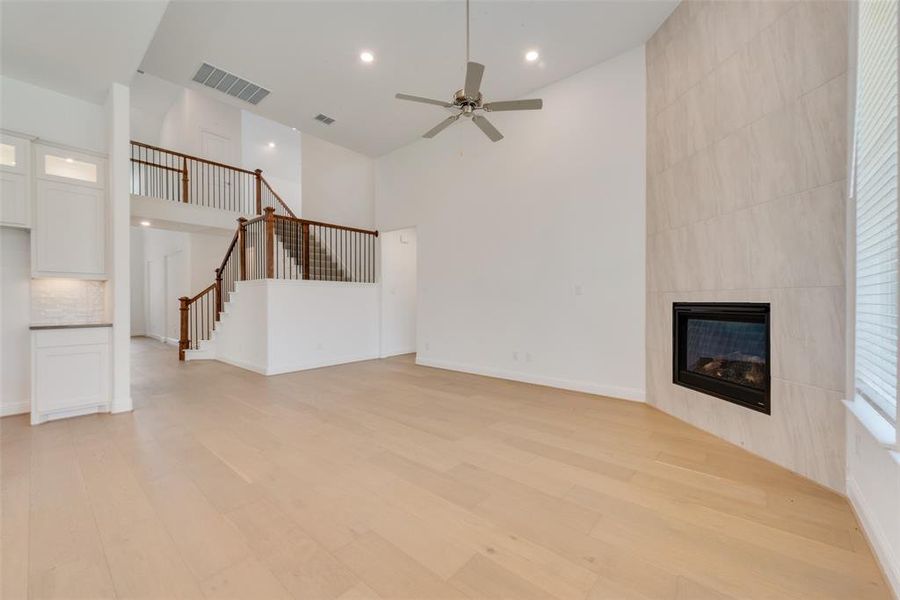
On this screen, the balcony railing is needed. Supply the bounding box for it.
[129,140,296,216]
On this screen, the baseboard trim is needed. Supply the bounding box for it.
[414,357,645,402]
[213,355,269,375]
[266,353,381,376]
[847,478,900,599]
[110,398,133,414]
[1,401,30,417]
[380,347,416,359]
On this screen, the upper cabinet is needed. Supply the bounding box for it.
[0,132,32,229]
[32,144,107,279]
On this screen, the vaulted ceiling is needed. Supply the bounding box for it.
[140,1,677,156]
[1,1,677,157]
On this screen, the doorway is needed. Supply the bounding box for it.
[379,227,417,357]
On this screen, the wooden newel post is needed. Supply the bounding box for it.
[264,207,275,279]
[254,169,263,215]
[214,268,223,321]
[301,222,310,280]
[181,157,189,204]
[237,217,247,281]
[178,296,190,361]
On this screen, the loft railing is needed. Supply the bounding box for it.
[130,140,296,217]
[178,207,378,360]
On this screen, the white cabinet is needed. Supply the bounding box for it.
[31,326,111,425]
[0,132,31,228]
[32,144,107,278]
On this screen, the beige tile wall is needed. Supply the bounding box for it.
[645,0,848,491]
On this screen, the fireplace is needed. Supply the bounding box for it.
[672,303,770,414]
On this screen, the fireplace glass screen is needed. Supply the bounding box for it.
[673,303,770,414]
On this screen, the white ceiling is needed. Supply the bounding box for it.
[140,1,677,157]
[0,1,169,104]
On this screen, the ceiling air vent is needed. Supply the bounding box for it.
[314,113,336,125]
[191,62,270,105]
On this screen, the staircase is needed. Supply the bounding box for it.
[275,219,350,281]
[129,140,378,361]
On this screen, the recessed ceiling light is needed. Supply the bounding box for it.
[65,157,75,163]
[291,127,298,132]
[267,142,276,148]
[360,51,375,64]
[525,50,539,62]
[140,220,151,227]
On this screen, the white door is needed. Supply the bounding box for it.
[146,259,166,341]
[380,228,417,357]
[165,251,187,343]
[200,130,233,209]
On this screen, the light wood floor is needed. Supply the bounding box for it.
[1,337,891,599]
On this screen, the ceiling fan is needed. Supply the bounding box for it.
[394,0,543,142]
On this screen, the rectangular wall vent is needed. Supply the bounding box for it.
[314,113,336,125]
[191,62,270,105]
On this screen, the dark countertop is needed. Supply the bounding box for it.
[30,323,113,330]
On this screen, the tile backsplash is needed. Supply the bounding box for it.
[31,278,107,324]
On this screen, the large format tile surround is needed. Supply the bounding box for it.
[646,1,848,491]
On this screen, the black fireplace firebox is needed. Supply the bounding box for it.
[673,303,771,414]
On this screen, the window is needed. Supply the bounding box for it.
[854,0,899,426]
[0,143,16,167]
[44,154,97,183]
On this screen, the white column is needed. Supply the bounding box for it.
[107,82,131,413]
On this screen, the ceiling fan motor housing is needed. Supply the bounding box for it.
[454,89,482,114]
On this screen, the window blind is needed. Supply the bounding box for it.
[855,0,899,424]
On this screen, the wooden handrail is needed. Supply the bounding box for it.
[130,157,183,173]
[273,214,379,236]
[131,140,257,175]
[186,283,216,304]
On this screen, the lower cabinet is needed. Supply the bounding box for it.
[31,326,111,425]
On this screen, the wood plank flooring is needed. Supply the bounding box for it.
[0,337,891,599]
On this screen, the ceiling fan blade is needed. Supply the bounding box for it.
[464,62,485,98]
[483,99,543,112]
[423,114,461,138]
[472,115,503,142]
[395,93,452,108]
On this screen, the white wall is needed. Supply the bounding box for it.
[0,228,31,415]
[241,111,302,216]
[302,133,374,229]
[380,228,417,357]
[188,230,232,291]
[130,227,146,335]
[375,46,646,401]
[159,88,241,162]
[215,279,379,375]
[0,76,107,152]
[846,415,900,595]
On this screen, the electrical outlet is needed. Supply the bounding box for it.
[425,342,430,351]
[525,352,532,363]
[512,351,519,361]
[574,284,583,296]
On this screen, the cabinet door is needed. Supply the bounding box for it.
[33,179,106,277]
[34,342,110,415]
[0,171,29,228]
[0,133,31,228]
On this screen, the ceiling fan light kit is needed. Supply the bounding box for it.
[395,0,543,142]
